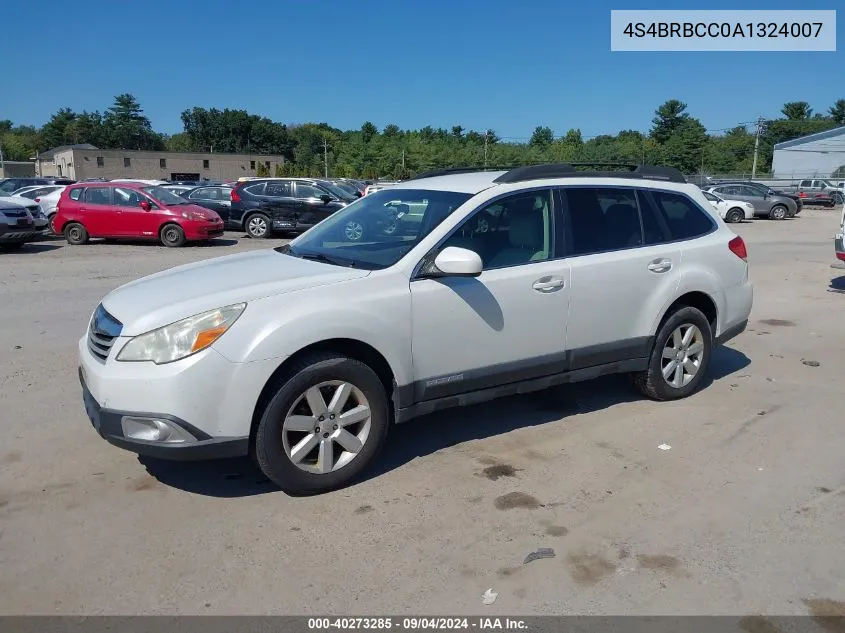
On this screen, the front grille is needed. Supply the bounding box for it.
[87,304,123,362]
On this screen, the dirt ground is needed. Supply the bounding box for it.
[1,209,843,616]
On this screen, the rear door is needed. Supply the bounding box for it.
[80,187,116,236]
[562,186,683,367]
[263,181,297,229]
[113,187,158,238]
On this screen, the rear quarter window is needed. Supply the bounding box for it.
[68,188,84,201]
[642,190,715,243]
[243,183,266,196]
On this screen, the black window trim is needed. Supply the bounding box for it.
[555,184,718,259]
[412,185,559,280]
[84,186,114,206]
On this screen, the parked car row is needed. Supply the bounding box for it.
[699,181,801,220]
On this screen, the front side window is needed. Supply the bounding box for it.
[562,187,642,256]
[295,183,326,199]
[702,191,719,203]
[114,187,144,208]
[190,187,214,200]
[440,190,554,269]
[282,188,473,270]
[739,185,763,198]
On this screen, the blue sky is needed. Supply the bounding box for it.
[3,0,842,140]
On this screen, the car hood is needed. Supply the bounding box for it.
[101,249,370,335]
[166,203,221,220]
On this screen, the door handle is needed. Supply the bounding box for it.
[532,276,566,292]
[647,258,672,273]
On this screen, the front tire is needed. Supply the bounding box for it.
[64,222,89,245]
[632,306,713,401]
[160,223,186,247]
[725,208,744,223]
[254,353,390,495]
[769,205,787,220]
[831,191,844,206]
[245,213,271,239]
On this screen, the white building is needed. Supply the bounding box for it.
[772,126,845,179]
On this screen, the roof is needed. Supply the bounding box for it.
[392,171,504,194]
[38,144,98,158]
[774,126,845,150]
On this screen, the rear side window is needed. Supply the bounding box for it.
[562,187,642,256]
[643,191,714,243]
[69,188,84,201]
[266,182,291,197]
[84,187,112,205]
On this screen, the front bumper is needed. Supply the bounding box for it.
[80,368,248,460]
[182,220,225,240]
[78,335,282,461]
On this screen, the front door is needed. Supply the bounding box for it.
[112,187,159,238]
[293,182,336,229]
[409,189,571,403]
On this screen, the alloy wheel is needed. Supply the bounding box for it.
[281,381,372,474]
[164,227,180,243]
[661,324,705,389]
[248,216,268,237]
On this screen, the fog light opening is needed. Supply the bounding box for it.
[120,416,195,443]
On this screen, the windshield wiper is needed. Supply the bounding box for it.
[298,251,357,267]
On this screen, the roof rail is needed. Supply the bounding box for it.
[493,163,686,184]
[406,166,514,181]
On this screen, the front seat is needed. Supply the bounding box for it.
[486,203,547,268]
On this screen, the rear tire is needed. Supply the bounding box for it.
[64,222,89,245]
[160,223,186,247]
[831,192,844,206]
[48,213,57,235]
[254,352,390,495]
[725,208,744,223]
[769,205,787,220]
[632,306,713,401]
[245,213,271,239]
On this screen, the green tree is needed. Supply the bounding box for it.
[40,108,77,148]
[529,126,554,147]
[829,99,845,124]
[650,99,688,144]
[361,121,378,143]
[165,132,195,152]
[103,94,163,150]
[383,124,400,137]
[781,101,813,120]
[661,118,708,173]
[255,161,270,177]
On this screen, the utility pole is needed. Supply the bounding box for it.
[323,138,329,178]
[0,142,4,177]
[401,148,405,174]
[751,117,764,179]
[484,132,489,169]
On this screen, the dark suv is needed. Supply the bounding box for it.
[229,178,355,238]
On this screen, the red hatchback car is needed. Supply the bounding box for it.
[54,182,225,247]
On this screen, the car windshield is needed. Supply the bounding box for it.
[278,188,473,270]
[142,186,188,205]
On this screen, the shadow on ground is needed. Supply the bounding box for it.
[140,346,750,498]
[1,243,64,253]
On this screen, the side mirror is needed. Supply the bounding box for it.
[430,246,483,277]
[354,191,362,198]
[320,194,332,204]
[139,200,152,211]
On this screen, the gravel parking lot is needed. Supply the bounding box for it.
[1,210,844,616]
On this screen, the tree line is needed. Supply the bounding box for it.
[2,94,844,178]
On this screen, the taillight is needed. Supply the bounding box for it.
[35,198,41,203]
[729,235,747,261]
[231,188,241,202]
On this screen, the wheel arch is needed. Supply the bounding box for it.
[652,291,718,342]
[249,338,397,447]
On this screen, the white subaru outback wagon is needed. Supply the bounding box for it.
[79,164,753,494]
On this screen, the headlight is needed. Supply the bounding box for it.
[117,303,246,364]
[181,211,200,220]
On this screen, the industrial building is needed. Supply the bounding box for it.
[34,145,288,181]
[772,126,845,179]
